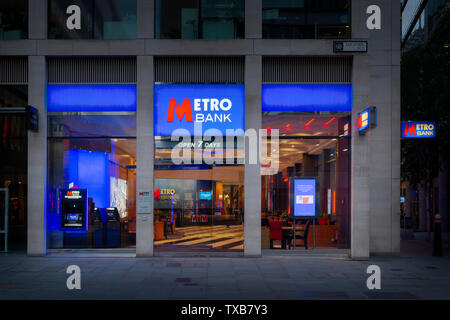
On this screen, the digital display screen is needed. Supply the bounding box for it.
[200,191,212,200]
[293,179,316,217]
[68,214,78,221]
[110,177,127,218]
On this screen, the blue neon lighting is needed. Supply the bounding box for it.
[262,84,352,112]
[47,84,137,112]
[154,84,245,136]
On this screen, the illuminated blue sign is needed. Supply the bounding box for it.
[200,191,212,200]
[357,106,377,135]
[292,178,316,217]
[47,84,137,112]
[401,122,436,138]
[262,84,352,112]
[154,84,245,136]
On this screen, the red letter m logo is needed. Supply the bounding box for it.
[167,99,193,122]
[404,124,416,136]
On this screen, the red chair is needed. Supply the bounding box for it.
[269,220,283,249]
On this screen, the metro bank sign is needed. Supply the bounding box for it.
[401,122,436,138]
[154,84,245,136]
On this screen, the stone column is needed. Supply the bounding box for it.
[350,55,371,260]
[244,56,262,257]
[27,0,47,256]
[245,0,262,39]
[350,0,370,260]
[138,0,154,39]
[136,56,154,257]
[27,56,47,256]
[29,0,47,39]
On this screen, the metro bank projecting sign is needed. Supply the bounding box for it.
[402,122,436,138]
[154,84,245,136]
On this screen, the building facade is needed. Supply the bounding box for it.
[0,0,401,259]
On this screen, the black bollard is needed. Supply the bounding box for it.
[432,214,443,257]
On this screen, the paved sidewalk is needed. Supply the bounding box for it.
[1,246,449,300]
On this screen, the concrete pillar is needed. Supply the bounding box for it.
[27,56,47,256]
[245,0,262,39]
[244,55,262,257]
[350,55,371,260]
[138,0,154,39]
[350,0,370,260]
[29,0,47,39]
[136,56,154,257]
[367,0,400,254]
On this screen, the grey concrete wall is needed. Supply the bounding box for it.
[136,56,155,257]
[367,0,401,254]
[244,55,262,257]
[27,56,47,256]
[28,0,47,39]
[350,0,371,260]
[245,0,262,39]
[138,0,154,39]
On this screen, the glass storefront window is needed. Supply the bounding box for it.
[47,138,137,249]
[153,136,244,252]
[262,0,351,39]
[48,0,137,39]
[261,112,351,250]
[0,0,28,40]
[0,85,28,250]
[155,0,245,39]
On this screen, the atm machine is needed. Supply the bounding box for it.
[92,207,107,248]
[60,189,88,247]
[105,207,121,247]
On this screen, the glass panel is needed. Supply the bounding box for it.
[261,112,351,250]
[48,0,136,39]
[48,112,137,138]
[94,0,137,39]
[262,0,350,39]
[155,0,244,39]
[0,0,28,40]
[47,138,137,249]
[154,136,244,252]
[0,85,28,251]
[0,85,28,108]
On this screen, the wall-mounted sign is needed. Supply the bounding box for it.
[154,84,245,136]
[47,84,137,112]
[357,106,377,135]
[334,41,368,53]
[137,190,152,214]
[262,84,352,112]
[26,105,39,132]
[291,178,317,217]
[401,122,436,138]
[343,121,350,137]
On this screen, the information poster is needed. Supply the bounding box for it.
[293,179,316,217]
[137,190,152,214]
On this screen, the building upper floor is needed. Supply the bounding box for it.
[1,0,352,41]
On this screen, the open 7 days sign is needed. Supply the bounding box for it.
[154,84,245,136]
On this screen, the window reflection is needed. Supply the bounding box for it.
[48,0,137,39]
[155,0,245,39]
[262,0,350,39]
[0,0,28,39]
